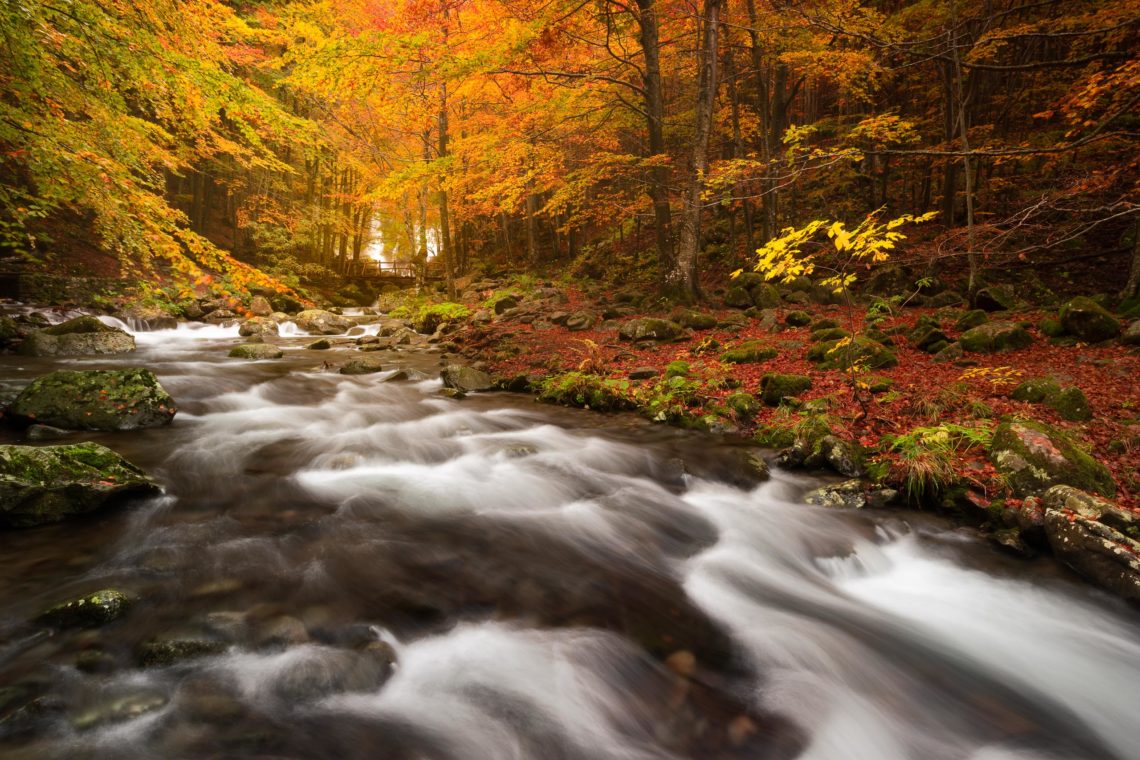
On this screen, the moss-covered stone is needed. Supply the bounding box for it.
[724,392,761,420]
[339,356,387,375]
[732,272,766,290]
[307,339,332,350]
[618,318,685,342]
[723,286,754,309]
[238,317,279,338]
[1039,318,1064,337]
[989,420,1115,497]
[672,310,717,330]
[959,321,1032,353]
[784,310,812,327]
[0,443,159,527]
[811,327,850,342]
[137,639,227,667]
[777,420,864,477]
[1045,386,1092,421]
[807,336,898,370]
[1011,377,1061,403]
[664,361,690,378]
[750,283,782,309]
[1059,296,1121,342]
[910,323,950,352]
[721,340,778,364]
[758,373,812,406]
[9,369,176,431]
[20,316,135,357]
[954,309,988,331]
[228,343,284,360]
[974,285,1017,312]
[866,376,894,393]
[1123,319,1140,346]
[36,589,132,628]
[294,309,352,335]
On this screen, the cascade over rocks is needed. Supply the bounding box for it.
[0,443,159,527]
[8,368,177,431]
[19,316,135,357]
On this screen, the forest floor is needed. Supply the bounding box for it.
[454,284,1140,513]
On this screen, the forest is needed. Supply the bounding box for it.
[2,2,1140,756]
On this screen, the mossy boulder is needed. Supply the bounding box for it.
[807,336,897,370]
[1042,487,1140,602]
[35,588,133,628]
[759,373,812,406]
[784,310,812,327]
[0,443,159,527]
[959,321,1032,353]
[339,356,387,375]
[811,327,850,343]
[1011,377,1061,403]
[441,364,495,392]
[804,479,900,510]
[910,323,950,353]
[724,392,761,420]
[238,316,279,338]
[723,286,754,309]
[138,638,227,667]
[618,318,685,343]
[1039,318,1065,338]
[664,361,690,378]
[1122,320,1140,346]
[974,286,1017,312]
[9,369,176,431]
[1058,296,1120,343]
[1045,386,1091,422]
[20,316,135,357]
[989,420,1115,497]
[750,283,782,309]
[672,310,717,330]
[294,309,352,335]
[954,309,988,331]
[721,341,778,364]
[228,343,283,360]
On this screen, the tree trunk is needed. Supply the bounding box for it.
[669,0,722,302]
[437,83,456,300]
[1123,215,1140,300]
[634,0,675,276]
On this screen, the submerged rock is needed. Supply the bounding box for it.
[36,588,133,628]
[339,357,387,375]
[440,364,494,392]
[71,688,167,731]
[0,443,159,527]
[138,638,227,667]
[294,309,351,335]
[228,343,284,360]
[804,479,899,509]
[19,316,135,357]
[8,368,177,431]
[989,420,1115,497]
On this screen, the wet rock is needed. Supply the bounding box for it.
[0,443,159,527]
[294,309,352,335]
[736,451,770,483]
[307,339,332,350]
[440,364,494,392]
[138,638,227,667]
[257,615,310,647]
[9,368,177,431]
[249,295,273,317]
[804,479,899,509]
[759,373,812,406]
[437,387,466,399]
[204,309,240,323]
[238,316,279,338]
[70,688,168,731]
[36,588,132,629]
[779,420,864,478]
[618,318,685,343]
[340,356,387,375]
[1059,296,1120,343]
[721,340,777,364]
[19,316,135,357]
[25,424,71,441]
[1042,487,1140,602]
[959,321,1032,353]
[989,420,1115,497]
[228,343,283,360]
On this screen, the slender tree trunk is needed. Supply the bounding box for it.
[634,0,675,276]
[950,20,979,298]
[1123,215,1140,300]
[670,0,722,302]
[437,82,456,300]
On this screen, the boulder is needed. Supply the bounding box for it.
[249,295,273,317]
[759,373,812,406]
[807,336,897,370]
[1011,377,1061,403]
[628,367,659,380]
[804,479,899,509]
[9,369,177,431]
[989,420,1115,497]
[721,340,778,364]
[750,283,782,309]
[1042,487,1140,602]
[1059,296,1120,342]
[811,327,850,343]
[339,357,387,375]
[238,316,279,338]
[974,286,1016,312]
[724,287,753,309]
[565,312,595,331]
[0,443,159,527]
[35,588,133,628]
[294,309,352,335]
[784,310,812,327]
[778,419,864,477]
[137,638,227,667]
[959,321,1032,353]
[673,310,717,330]
[618,318,685,343]
[19,316,135,357]
[307,339,332,350]
[228,343,283,360]
[441,364,494,392]
[1122,319,1140,346]
[1044,386,1091,422]
[954,309,988,331]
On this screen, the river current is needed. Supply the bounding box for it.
[1,314,1138,759]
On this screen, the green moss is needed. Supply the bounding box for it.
[1011,377,1061,403]
[9,369,176,431]
[807,336,897,370]
[954,309,988,331]
[724,392,761,420]
[664,361,691,378]
[41,316,115,335]
[415,302,471,333]
[1059,296,1121,342]
[754,425,796,449]
[36,589,133,629]
[959,321,1033,353]
[990,419,1115,497]
[759,373,813,406]
[673,310,717,330]
[538,372,635,412]
[721,340,778,364]
[1039,318,1064,337]
[785,310,812,327]
[1045,386,1092,421]
[811,327,850,342]
[138,639,227,667]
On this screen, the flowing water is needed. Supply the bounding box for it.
[1,314,1139,759]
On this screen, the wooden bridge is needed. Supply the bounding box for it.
[345,259,444,285]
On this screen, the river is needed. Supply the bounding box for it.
[1,314,1138,759]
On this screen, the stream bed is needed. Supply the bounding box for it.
[1,316,1139,759]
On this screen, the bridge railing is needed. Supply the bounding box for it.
[347,259,444,280]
